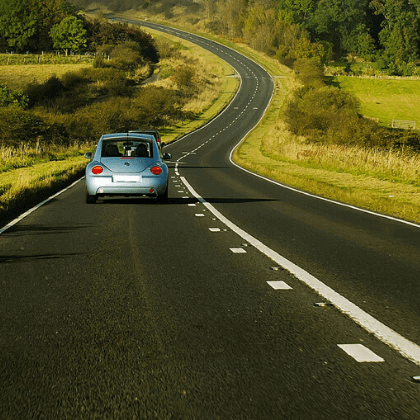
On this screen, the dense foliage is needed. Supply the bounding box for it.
[71,0,420,75]
[0,0,159,64]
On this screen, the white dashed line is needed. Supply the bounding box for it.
[230,248,247,254]
[209,228,221,232]
[180,176,420,366]
[267,281,292,290]
[338,344,384,363]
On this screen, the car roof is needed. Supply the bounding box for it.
[101,133,155,141]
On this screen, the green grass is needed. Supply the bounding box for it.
[332,76,420,127]
[0,63,92,90]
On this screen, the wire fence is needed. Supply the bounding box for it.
[0,52,95,65]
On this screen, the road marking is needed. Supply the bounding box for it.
[195,214,205,217]
[209,228,221,232]
[267,281,292,290]
[230,248,247,253]
[338,344,384,363]
[181,176,420,366]
[229,143,420,230]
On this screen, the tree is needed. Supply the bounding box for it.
[275,0,317,24]
[29,0,79,51]
[370,0,420,73]
[310,0,371,55]
[0,0,37,51]
[50,16,87,55]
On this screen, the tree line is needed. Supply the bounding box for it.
[0,0,158,64]
[211,0,420,76]
[71,0,420,76]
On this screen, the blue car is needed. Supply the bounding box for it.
[84,132,171,204]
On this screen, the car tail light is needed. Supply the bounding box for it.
[92,165,103,175]
[150,166,162,175]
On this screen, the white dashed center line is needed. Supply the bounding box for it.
[338,344,384,363]
[267,281,292,290]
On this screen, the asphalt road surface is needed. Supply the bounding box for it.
[1,20,420,420]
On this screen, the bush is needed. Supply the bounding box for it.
[95,42,145,71]
[172,65,197,94]
[0,84,29,109]
[284,84,420,151]
[0,107,68,147]
[293,59,325,88]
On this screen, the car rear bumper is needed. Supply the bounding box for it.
[86,175,167,196]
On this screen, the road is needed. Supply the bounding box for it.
[1,20,420,419]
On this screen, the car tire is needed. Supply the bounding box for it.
[157,185,168,204]
[85,189,97,204]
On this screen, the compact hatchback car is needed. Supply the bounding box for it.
[84,132,172,204]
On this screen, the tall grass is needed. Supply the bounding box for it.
[0,141,92,173]
[261,121,420,186]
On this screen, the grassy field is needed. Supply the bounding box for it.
[332,76,420,128]
[0,61,93,90]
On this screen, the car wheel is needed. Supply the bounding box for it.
[157,185,168,204]
[85,189,97,204]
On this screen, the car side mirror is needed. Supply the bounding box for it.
[84,152,93,159]
[162,153,172,160]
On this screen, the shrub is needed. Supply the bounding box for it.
[172,65,197,94]
[0,107,68,147]
[0,84,29,109]
[284,84,420,151]
[293,58,325,88]
[96,42,144,71]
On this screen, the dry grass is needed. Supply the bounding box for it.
[0,155,87,220]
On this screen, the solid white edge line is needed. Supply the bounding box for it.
[0,177,84,235]
[181,176,420,366]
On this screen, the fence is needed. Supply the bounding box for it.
[392,119,416,130]
[0,52,95,65]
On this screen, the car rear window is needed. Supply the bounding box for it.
[101,139,154,158]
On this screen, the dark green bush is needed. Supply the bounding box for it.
[0,84,29,109]
[285,84,420,151]
[285,86,361,142]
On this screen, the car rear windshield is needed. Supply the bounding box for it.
[101,139,154,158]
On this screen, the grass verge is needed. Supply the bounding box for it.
[233,76,420,224]
[0,155,87,225]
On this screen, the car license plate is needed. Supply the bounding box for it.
[113,175,141,183]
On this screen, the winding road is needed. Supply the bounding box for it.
[1,20,420,419]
